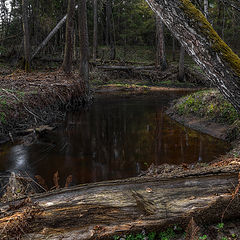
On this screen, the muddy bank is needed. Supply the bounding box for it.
[0,70,90,144]
[166,109,229,140]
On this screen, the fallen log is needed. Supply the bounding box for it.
[96,65,155,71]
[0,173,239,239]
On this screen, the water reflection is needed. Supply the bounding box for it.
[8,145,29,171]
[0,92,230,186]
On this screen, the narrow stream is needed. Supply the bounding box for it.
[0,91,230,187]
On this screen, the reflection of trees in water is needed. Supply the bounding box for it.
[63,101,230,184]
[1,97,231,186]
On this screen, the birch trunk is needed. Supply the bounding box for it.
[31,15,67,60]
[203,0,208,18]
[31,5,78,60]
[145,0,240,113]
[155,15,167,70]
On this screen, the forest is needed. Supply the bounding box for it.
[0,0,240,239]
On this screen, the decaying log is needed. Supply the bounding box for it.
[96,65,155,71]
[0,173,239,239]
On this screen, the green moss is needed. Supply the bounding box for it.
[0,112,6,124]
[174,90,240,125]
[180,0,240,76]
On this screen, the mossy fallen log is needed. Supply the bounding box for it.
[0,173,239,239]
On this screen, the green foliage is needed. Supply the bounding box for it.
[147,231,156,240]
[175,90,240,125]
[199,235,208,240]
[113,227,183,240]
[231,233,237,238]
[0,112,6,124]
[217,222,224,230]
[158,228,176,240]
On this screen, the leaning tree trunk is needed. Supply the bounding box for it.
[78,0,89,93]
[62,0,75,74]
[31,5,78,60]
[145,0,240,113]
[155,14,167,70]
[22,0,31,72]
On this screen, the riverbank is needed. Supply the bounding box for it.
[0,63,204,144]
[0,70,90,144]
[166,89,240,168]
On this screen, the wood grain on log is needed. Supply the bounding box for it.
[0,173,239,239]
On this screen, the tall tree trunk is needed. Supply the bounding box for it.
[62,0,75,74]
[203,0,208,18]
[155,15,167,70]
[172,36,176,62]
[22,0,30,72]
[78,0,89,92]
[106,0,115,60]
[92,0,98,62]
[145,0,240,113]
[178,45,185,82]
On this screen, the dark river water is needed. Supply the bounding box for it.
[0,91,230,187]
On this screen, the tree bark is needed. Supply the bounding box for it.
[106,0,115,60]
[0,173,239,239]
[155,14,167,70]
[78,0,89,92]
[145,0,240,113]
[92,0,98,62]
[62,0,75,74]
[172,36,176,62]
[203,0,208,18]
[22,0,30,72]
[178,45,185,82]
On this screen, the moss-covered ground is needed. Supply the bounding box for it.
[174,89,240,125]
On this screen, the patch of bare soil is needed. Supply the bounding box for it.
[166,109,230,140]
[0,70,89,143]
